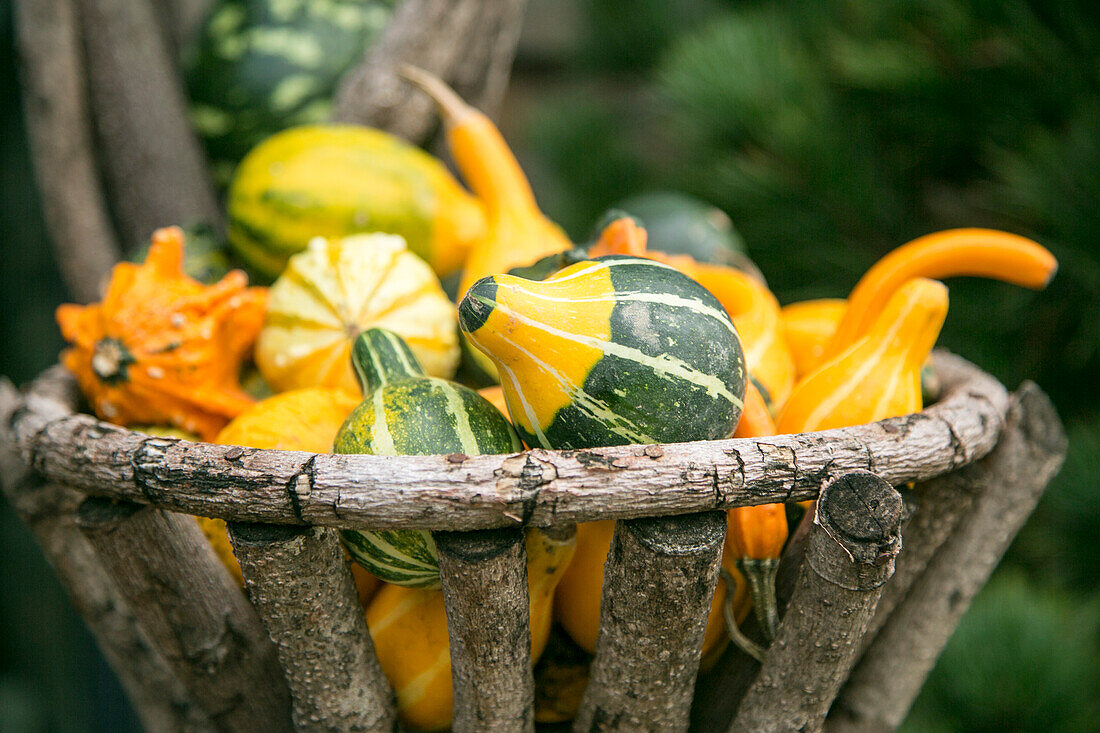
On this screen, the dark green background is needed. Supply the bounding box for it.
[2,1,1098,730]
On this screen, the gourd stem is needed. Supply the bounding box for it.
[351,329,425,394]
[737,558,781,643]
[720,567,767,663]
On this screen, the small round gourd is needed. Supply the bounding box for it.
[458,255,748,449]
[333,329,522,587]
[256,233,460,395]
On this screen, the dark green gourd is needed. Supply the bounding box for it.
[334,328,522,587]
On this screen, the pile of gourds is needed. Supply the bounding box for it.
[55,68,1058,731]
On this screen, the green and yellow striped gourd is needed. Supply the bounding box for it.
[458,256,747,449]
[333,329,522,587]
[227,125,486,281]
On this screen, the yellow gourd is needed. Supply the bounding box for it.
[777,278,949,435]
[780,298,847,379]
[255,233,460,395]
[400,66,573,298]
[367,528,576,731]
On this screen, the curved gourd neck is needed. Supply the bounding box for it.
[351,329,426,393]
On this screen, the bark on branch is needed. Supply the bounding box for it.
[574,511,726,732]
[13,352,1009,531]
[227,522,397,732]
[827,382,1067,733]
[332,0,527,141]
[76,0,222,250]
[1,378,213,732]
[13,0,120,302]
[435,528,535,732]
[730,472,904,733]
[74,497,293,731]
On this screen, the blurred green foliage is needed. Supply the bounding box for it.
[515,1,1100,729]
[2,0,1098,730]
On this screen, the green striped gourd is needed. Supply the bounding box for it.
[227,125,487,281]
[183,0,394,185]
[334,329,522,587]
[458,256,747,449]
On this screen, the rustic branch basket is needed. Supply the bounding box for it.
[0,350,1066,732]
[4,1,1068,731]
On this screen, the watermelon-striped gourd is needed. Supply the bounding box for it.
[183,0,395,185]
[227,125,487,281]
[333,329,522,587]
[458,256,747,449]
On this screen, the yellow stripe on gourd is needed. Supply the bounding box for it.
[465,266,614,437]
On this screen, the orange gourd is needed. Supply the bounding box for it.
[818,228,1056,366]
[400,66,573,298]
[778,278,949,435]
[553,520,750,663]
[56,226,265,440]
[726,381,788,642]
[780,298,847,379]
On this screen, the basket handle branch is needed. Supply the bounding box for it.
[730,472,904,733]
[827,382,1067,732]
[13,0,120,302]
[227,522,398,732]
[332,0,527,143]
[574,511,726,732]
[74,497,294,732]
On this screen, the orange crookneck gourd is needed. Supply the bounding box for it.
[400,66,573,298]
[777,278,949,435]
[56,226,266,440]
[589,217,796,406]
[812,228,1056,368]
[726,380,789,642]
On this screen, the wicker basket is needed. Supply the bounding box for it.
[0,349,1066,733]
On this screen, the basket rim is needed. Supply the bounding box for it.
[12,350,1010,531]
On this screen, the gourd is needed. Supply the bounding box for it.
[56,226,266,441]
[227,125,487,280]
[367,527,575,732]
[184,0,395,184]
[255,233,460,395]
[213,387,379,602]
[400,67,573,297]
[777,278,949,434]
[458,255,747,449]
[333,329,523,587]
[601,191,766,281]
[780,298,846,379]
[588,217,795,408]
[817,228,1057,366]
[553,520,750,661]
